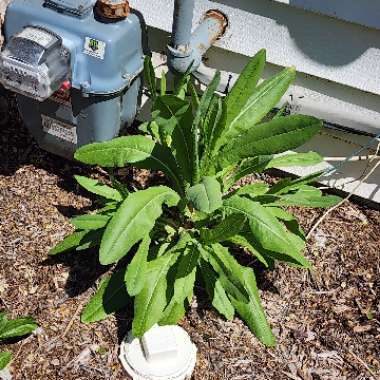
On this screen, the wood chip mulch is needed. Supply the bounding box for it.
[0,94,379,380]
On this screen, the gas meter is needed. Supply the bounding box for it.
[0,0,144,158]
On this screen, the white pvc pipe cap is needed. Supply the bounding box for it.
[119,325,197,380]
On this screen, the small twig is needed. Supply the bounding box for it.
[348,349,380,380]
[61,298,87,339]
[14,340,27,361]
[307,148,380,239]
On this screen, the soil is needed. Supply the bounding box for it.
[0,93,379,380]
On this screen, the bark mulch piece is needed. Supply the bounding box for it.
[0,94,379,379]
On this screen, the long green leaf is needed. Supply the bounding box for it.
[74,136,183,194]
[202,96,221,149]
[266,207,297,221]
[100,186,180,265]
[232,264,270,321]
[200,214,246,244]
[242,232,306,267]
[50,231,89,255]
[75,136,153,166]
[160,71,167,96]
[132,253,179,337]
[228,235,269,267]
[110,175,130,198]
[162,232,193,257]
[160,299,187,325]
[160,244,199,325]
[201,97,227,176]
[172,244,199,302]
[234,183,269,197]
[261,186,340,209]
[74,176,123,202]
[187,176,222,214]
[125,237,151,297]
[269,151,323,168]
[275,191,341,208]
[188,81,200,109]
[199,259,234,320]
[218,115,322,166]
[174,69,191,100]
[0,352,11,370]
[207,244,275,346]
[49,230,102,255]
[228,151,323,187]
[70,214,110,230]
[144,56,157,99]
[0,316,37,340]
[223,196,310,267]
[229,157,278,185]
[81,270,130,323]
[153,96,188,142]
[154,96,194,183]
[272,211,306,245]
[206,244,248,298]
[219,67,296,144]
[268,171,324,194]
[76,230,103,251]
[0,313,5,331]
[192,71,221,184]
[224,49,266,127]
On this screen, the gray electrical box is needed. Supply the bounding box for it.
[1,0,144,158]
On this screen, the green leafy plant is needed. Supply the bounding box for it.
[0,312,37,370]
[51,50,340,346]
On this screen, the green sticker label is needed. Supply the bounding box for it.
[84,37,106,60]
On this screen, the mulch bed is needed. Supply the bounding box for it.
[0,93,379,380]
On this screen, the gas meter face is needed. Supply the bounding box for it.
[0,27,70,101]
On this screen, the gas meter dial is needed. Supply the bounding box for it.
[0,26,70,101]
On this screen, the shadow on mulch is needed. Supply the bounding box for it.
[42,244,138,344]
[42,249,108,298]
[0,92,95,193]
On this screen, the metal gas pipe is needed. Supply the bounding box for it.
[168,0,228,74]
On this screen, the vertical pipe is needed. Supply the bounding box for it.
[171,0,195,51]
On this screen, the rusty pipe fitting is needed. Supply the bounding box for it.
[168,7,228,74]
[204,9,229,41]
[96,0,130,19]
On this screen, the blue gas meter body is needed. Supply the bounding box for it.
[1,0,144,158]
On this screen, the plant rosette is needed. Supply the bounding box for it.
[50,50,341,347]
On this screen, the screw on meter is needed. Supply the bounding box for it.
[0,26,70,101]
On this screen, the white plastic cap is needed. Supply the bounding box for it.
[119,325,197,380]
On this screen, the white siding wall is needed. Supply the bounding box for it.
[131,0,380,134]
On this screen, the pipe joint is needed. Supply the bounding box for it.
[167,45,201,75]
[168,7,228,75]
